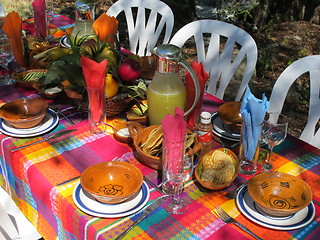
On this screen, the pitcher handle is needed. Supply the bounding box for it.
[179,60,200,117]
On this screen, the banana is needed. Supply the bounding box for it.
[33,47,72,62]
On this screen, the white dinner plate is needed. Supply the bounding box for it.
[60,35,71,48]
[236,185,315,230]
[211,112,240,141]
[73,181,150,218]
[0,109,59,138]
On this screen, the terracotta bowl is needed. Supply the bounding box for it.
[128,121,199,170]
[218,101,242,133]
[80,161,143,204]
[110,119,132,144]
[248,172,312,217]
[195,148,239,190]
[29,46,55,69]
[0,98,48,129]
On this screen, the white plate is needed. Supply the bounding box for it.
[0,109,59,138]
[236,185,315,230]
[211,112,240,141]
[60,35,71,48]
[73,181,150,218]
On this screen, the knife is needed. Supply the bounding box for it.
[115,195,170,240]
[11,129,77,152]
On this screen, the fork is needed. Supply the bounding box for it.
[213,206,262,240]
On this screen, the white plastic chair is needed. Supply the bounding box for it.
[268,55,320,149]
[107,0,174,56]
[170,19,258,101]
[0,186,42,240]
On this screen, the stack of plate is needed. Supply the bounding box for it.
[73,181,150,218]
[236,185,315,230]
[0,109,59,138]
[211,112,240,142]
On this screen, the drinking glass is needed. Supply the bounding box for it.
[46,0,55,40]
[162,138,192,214]
[259,113,288,171]
[0,35,15,85]
[86,86,106,134]
[162,147,194,194]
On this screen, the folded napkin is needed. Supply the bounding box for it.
[32,0,47,38]
[161,107,187,174]
[185,61,209,130]
[93,13,118,45]
[2,11,26,68]
[240,87,270,161]
[81,56,108,123]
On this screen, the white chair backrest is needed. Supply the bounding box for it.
[0,186,42,240]
[268,55,320,149]
[107,0,174,56]
[170,19,257,101]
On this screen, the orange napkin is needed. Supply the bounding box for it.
[161,107,187,174]
[2,11,26,68]
[81,56,108,123]
[93,13,118,45]
[185,61,209,130]
[32,0,47,38]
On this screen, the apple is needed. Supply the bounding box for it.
[117,58,142,82]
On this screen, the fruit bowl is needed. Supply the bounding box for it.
[195,148,239,190]
[80,161,143,204]
[0,98,48,129]
[247,172,312,217]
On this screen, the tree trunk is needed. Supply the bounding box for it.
[253,0,320,27]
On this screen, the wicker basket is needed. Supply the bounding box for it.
[71,92,134,118]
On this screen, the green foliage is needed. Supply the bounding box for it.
[2,0,33,19]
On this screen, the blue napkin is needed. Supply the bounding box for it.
[240,87,270,161]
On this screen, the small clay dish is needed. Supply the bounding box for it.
[0,98,48,129]
[126,100,148,125]
[40,86,64,99]
[195,148,239,190]
[80,161,143,204]
[218,101,242,133]
[248,172,312,217]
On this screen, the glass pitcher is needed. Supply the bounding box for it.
[69,0,96,44]
[147,44,200,125]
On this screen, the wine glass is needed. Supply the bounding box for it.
[46,0,55,40]
[162,139,192,214]
[259,113,288,171]
[0,34,15,85]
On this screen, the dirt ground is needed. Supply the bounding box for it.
[55,0,320,139]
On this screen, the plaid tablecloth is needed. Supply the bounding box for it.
[22,14,75,39]
[0,85,319,240]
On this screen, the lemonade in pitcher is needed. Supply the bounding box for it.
[147,72,186,125]
[147,44,200,126]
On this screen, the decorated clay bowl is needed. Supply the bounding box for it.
[195,148,239,190]
[248,172,312,217]
[80,161,143,204]
[217,101,242,133]
[0,98,48,129]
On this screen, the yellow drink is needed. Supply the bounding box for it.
[147,72,186,125]
[69,20,96,44]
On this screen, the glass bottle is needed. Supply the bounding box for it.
[69,0,96,44]
[197,111,213,158]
